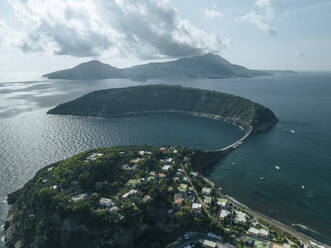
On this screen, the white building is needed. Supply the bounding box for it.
[219,210,230,220]
[99,197,114,208]
[234,210,247,224]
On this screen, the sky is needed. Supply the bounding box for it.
[0,0,330,80]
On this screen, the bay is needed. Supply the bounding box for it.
[0,71,330,245]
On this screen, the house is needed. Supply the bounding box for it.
[202,187,211,196]
[138,151,145,156]
[71,193,87,202]
[190,171,198,177]
[126,179,141,188]
[160,147,167,151]
[234,210,247,224]
[109,206,119,213]
[130,158,141,164]
[192,203,202,214]
[248,227,269,238]
[202,239,217,248]
[99,197,114,208]
[178,184,188,193]
[122,189,138,199]
[86,153,103,161]
[168,186,174,192]
[174,198,183,207]
[219,210,230,220]
[142,195,152,203]
[204,196,212,206]
[308,241,325,248]
[158,173,166,179]
[217,198,228,208]
[162,165,171,171]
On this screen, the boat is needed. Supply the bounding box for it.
[290,130,295,134]
[275,165,280,170]
[259,177,264,180]
[231,162,236,165]
[301,185,305,189]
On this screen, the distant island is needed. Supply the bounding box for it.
[5,145,309,248]
[47,84,278,133]
[43,53,278,81]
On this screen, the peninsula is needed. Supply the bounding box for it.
[42,53,272,81]
[5,145,312,248]
[47,84,278,133]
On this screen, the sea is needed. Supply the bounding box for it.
[0,72,330,246]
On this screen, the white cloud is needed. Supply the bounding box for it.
[238,0,277,35]
[238,11,277,35]
[2,0,227,59]
[205,9,223,19]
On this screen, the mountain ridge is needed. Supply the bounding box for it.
[43,53,273,81]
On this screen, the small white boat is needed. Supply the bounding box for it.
[259,177,264,180]
[290,130,296,134]
[231,162,236,165]
[301,185,305,189]
[275,165,280,170]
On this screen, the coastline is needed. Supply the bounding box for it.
[208,180,330,247]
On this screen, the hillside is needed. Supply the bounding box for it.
[5,145,302,248]
[42,53,270,81]
[47,85,278,133]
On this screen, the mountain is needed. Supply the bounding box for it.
[43,53,271,81]
[43,60,124,80]
[47,84,278,133]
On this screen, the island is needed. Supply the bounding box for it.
[42,53,272,81]
[5,145,311,248]
[47,84,278,134]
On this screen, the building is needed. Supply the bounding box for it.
[162,165,171,171]
[99,197,114,208]
[122,189,138,199]
[217,198,228,208]
[308,241,325,248]
[126,179,141,188]
[178,183,188,193]
[86,153,103,161]
[204,196,212,206]
[129,158,141,164]
[71,193,87,202]
[192,203,202,214]
[142,195,152,203]
[248,227,269,238]
[202,187,211,196]
[219,210,230,220]
[158,173,166,179]
[202,239,217,248]
[234,210,247,224]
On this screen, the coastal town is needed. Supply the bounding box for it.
[4,145,328,248]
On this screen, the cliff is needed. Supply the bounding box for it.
[47,84,278,133]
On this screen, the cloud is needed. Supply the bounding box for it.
[238,11,277,35]
[238,0,277,35]
[205,9,223,19]
[3,0,226,59]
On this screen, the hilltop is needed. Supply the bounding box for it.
[47,85,278,133]
[42,53,270,81]
[5,145,303,248]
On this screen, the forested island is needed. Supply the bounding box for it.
[5,145,304,248]
[47,85,278,133]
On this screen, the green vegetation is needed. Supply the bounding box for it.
[47,84,278,133]
[5,145,296,248]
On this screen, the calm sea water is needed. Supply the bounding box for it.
[0,72,330,245]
